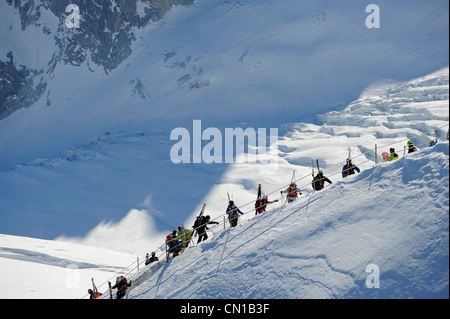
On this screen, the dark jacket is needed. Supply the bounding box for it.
[312,172,332,191]
[408,145,417,153]
[167,233,182,253]
[342,161,360,178]
[112,276,131,299]
[194,216,218,235]
[145,253,158,266]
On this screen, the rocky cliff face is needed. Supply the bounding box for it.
[0,0,195,119]
[0,52,47,119]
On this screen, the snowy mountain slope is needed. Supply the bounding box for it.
[128,142,449,299]
[1,0,448,166]
[1,140,447,299]
[0,0,196,119]
[0,67,448,256]
[176,67,449,237]
[1,0,448,248]
[0,0,449,300]
[0,69,448,300]
[0,233,137,299]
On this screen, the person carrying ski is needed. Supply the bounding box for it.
[88,288,101,299]
[342,158,360,178]
[111,275,132,299]
[407,140,417,153]
[145,252,158,266]
[166,230,182,257]
[312,171,332,191]
[226,200,243,228]
[255,197,263,215]
[88,278,102,299]
[282,183,301,203]
[388,148,399,161]
[177,225,193,248]
[194,215,218,243]
[255,195,278,214]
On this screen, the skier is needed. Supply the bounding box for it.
[88,288,101,299]
[145,252,158,266]
[226,200,244,228]
[255,196,263,215]
[382,152,389,162]
[255,195,278,214]
[282,183,302,203]
[166,230,182,257]
[389,148,399,161]
[111,276,132,299]
[194,215,218,243]
[89,278,102,299]
[312,171,332,191]
[429,138,437,147]
[177,225,193,248]
[342,158,360,178]
[407,140,417,153]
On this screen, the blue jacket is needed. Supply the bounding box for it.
[342,162,360,178]
[226,204,243,218]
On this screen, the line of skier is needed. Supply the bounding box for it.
[162,139,432,261]
[89,135,445,299]
[164,202,243,261]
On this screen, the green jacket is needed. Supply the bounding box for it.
[389,153,399,161]
[177,228,192,244]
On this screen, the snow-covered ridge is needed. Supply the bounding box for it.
[2,139,446,299]
[0,67,448,249]
[126,142,449,299]
[0,0,448,300]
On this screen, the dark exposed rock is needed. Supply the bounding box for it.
[1,0,195,119]
[0,52,47,119]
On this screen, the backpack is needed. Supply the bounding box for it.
[390,152,399,161]
[193,218,199,229]
[118,276,129,292]
[312,175,324,191]
[344,164,355,177]
[288,186,297,197]
[228,205,238,218]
